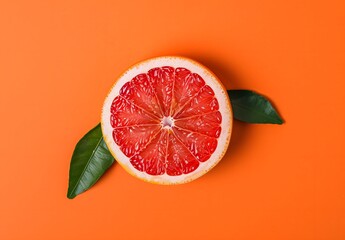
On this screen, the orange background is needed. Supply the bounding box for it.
[1,0,345,239]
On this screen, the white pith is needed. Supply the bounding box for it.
[101,56,233,184]
[161,116,174,129]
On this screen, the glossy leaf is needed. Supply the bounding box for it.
[67,124,114,199]
[228,90,283,124]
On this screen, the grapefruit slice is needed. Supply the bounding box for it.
[101,56,232,184]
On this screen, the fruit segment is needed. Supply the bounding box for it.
[130,130,168,175]
[166,133,200,176]
[174,111,222,138]
[174,85,219,119]
[173,127,218,162]
[171,68,205,115]
[148,67,174,117]
[110,96,160,128]
[112,125,161,158]
[119,73,162,118]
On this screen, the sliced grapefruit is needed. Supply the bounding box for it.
[101,56,232,184]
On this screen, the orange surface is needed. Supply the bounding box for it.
[0,0,344,239]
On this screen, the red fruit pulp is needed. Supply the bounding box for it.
[110,67,222,176]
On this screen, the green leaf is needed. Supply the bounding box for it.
[67,124,114,199]
[228,90,283,124]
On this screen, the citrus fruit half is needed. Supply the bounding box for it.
[101,56,232,184]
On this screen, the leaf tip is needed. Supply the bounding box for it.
[271,116,283,125]
[274,114,284,125]
[67,194,75,199]
[67,189,77,199]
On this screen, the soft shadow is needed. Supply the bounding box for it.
[215,120,252,172]
[181,53,244,89]
[155,50,244,89]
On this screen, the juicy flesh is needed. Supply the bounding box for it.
[110,67,222,176]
